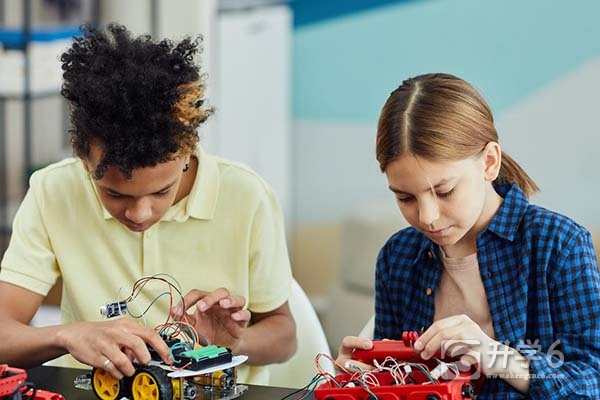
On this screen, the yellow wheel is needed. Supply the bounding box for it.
[91,367,129,400]
[131,366,173,400]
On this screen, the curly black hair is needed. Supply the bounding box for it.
[60,23,212,179]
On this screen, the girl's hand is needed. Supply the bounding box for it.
[335,335,375,372]
[414,314,496,374]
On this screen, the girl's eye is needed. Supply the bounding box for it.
[396,196,413,203]
[436,188,455,198]
[107,192,122,198]
[155,190,170,196]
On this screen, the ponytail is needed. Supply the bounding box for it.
[498,152,539,198]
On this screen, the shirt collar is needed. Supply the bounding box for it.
[184,145,219,220]
[82,166,112,220]
[485,183,529,242]
[157,144,220,222]
[414,183,529,261]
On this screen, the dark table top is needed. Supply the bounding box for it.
[25,365,303,400]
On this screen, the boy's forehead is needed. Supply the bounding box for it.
[85,143,182,174]
[93,161,179,195]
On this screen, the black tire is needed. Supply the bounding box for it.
[462,383,475,398]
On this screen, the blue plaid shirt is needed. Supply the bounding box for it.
[374,184,600,399]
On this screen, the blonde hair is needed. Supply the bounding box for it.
[376,73,539,197]
[172,81,213,156]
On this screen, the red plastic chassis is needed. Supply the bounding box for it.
[1,364,65,400]
[314,332,478,400]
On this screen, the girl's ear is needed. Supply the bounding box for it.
[483,142,501,181]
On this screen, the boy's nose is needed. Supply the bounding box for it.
[125,198,152,224]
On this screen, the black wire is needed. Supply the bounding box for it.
[279,374,321,400]
[279,385,309,400]
[10,382,37,400]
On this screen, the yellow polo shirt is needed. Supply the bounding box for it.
[0,145,292,385]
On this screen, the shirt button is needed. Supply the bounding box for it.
[427,251,433,259]
[425,288,433,296]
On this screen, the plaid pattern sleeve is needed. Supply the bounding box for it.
[374,184,600,399]
[523,224,600,399]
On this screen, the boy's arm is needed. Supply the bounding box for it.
[0,281,65,366]
[0,281,172,379]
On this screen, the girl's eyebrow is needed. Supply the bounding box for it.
[389,177,456,195]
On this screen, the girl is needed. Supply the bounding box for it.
[337,73,600,398]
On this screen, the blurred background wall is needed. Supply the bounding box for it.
[2,0,600,353]
[290,0,600,350]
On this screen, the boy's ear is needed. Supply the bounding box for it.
[483,142,501,181]
[81,159,90,173]
[81,159,91,173]
[80,157,96,177]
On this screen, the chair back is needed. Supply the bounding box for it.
[358,315,375,338]
[268,279,335,388]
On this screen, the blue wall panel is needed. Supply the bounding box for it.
[292,0,415,28]
[293,0,600,122]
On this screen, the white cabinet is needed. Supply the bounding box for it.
[210,4,292,225]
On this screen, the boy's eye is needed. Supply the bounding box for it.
[107,192,123,198]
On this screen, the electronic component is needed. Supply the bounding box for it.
[83,274,249,400]
[173,345,233,371]
[99,301,128,318]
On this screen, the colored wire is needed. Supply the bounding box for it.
[279,374,327,400]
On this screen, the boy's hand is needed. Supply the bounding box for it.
[170,287,251,353]
[56,318,171,380]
